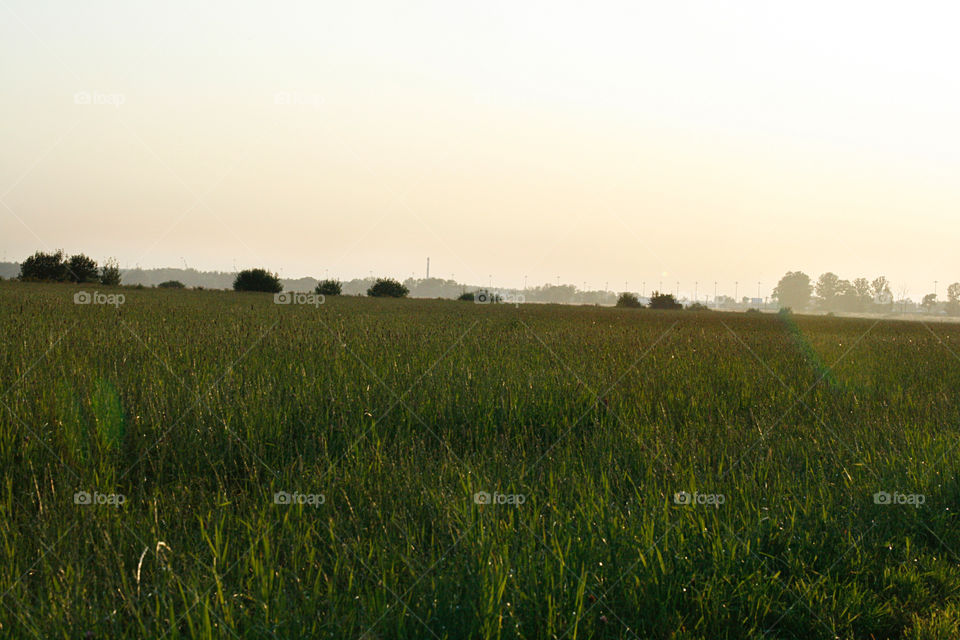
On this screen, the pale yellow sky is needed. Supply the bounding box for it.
[2,1,958,298]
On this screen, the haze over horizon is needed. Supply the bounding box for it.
[2,1,958,300]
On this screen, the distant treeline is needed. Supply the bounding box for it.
[773,271,960,315]
[5,254,958,313]
[1,257,618,304]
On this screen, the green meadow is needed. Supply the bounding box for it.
[1,280,959,639]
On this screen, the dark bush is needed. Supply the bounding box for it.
[158,280,185,289]
[233,268,282,293]
[100,258,122,286]
[367,278,409,298]
[616,293,642,308]
[315,279,342,296]
[66,254,100,283]
[19,250,68,281]
[648,291,682,310]
[457,292,475,301]
[686,302,710,311]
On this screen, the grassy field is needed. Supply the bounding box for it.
[2,280,960,639]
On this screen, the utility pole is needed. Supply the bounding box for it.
[735,281,738,302]
[757,281,761,309]
[524,275,528,290]
[426,257,430,279]
[714,281,718,308]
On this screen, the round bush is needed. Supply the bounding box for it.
[233,268,282,293]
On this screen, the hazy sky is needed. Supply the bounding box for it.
[2,1,958,299]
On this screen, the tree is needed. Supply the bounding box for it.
[815,272,842,310]
[947,283,960,303]
[66,254,100,283]
[648,291,681,310]
[100,258,122,286]
[315,279,342,296]
[19,250,68,281]
[158,280,185,289]
[871,276,891,301]
[616,292,642,308]
[772,271,812,310]
[367,278,408,298]
[686,302,710,311]
[853,277,872,304]
[921,293,937,312]
[946,282,960,316]
[233,268,282,293]
[835,279,861,312]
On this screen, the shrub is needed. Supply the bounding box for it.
[686,302,710,312]
[616,292,642,308]
[367,278,409,298]
[19,250,68,281]
[315,279,342,296]
[746,308,762,315]
[100,258,122,286]
[457,292,475,301]
[158,280,185,289]
[66,254,100,283]
[648,291,682,310]
[234,268,282,293]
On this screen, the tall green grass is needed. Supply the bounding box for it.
[1,281,959,638]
